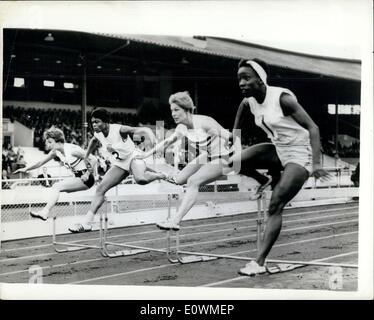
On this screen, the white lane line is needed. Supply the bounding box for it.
[0,212,358,263]
[200,251,359,287]
[315,251,358,262]
[70,264,175,284]
[173,212,357,241]
[1,205,358,253]
[0,257,104,276]
[214,231,358,257]
[0,229,358,278]
[68,232,358,285]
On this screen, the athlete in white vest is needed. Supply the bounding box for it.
[231,59,331,276]
[14,127,97,221]
[68,108,166,233]
[137,91,237,231]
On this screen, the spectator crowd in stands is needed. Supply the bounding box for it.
[3,105,141,150]
[2,143,28,187]
[321,139,360,158]
[3,105,360,185]
[2,142,27,174]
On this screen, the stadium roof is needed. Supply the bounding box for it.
[4,29,361,110]
[98,33,361,82]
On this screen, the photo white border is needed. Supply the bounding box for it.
[0,0,372,300]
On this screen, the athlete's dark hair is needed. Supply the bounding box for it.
[91,108,109,123]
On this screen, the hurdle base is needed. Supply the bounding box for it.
[104,248,149,258]
[266,263,304,274]
[178,255,218,264]
[53,241,101,253]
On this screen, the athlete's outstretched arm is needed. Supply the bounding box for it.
[83,137,99,173]
[71,145,97,181]
[120,125,156,146]
[233,99,250,131]
[204,116,232,142]
[280,93,331,181]
[13,150,56,174]
[232,99,251,147]
[71,145,97,168]
[136,132,179,160]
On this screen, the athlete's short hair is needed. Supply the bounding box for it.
[91,108,109,123]
[169,91,196,113]
[43,127,65,143]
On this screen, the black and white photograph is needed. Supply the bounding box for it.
[0,1,372,300]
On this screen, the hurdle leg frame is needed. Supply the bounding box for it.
[99,197,152,258]
[166,191,274,266]
[165,194,218,264]
[100,194,188,258]
[52,207,103,253]
[166,190,358,270]
[166,194,180,263]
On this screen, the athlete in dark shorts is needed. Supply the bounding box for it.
[14,127,97,221]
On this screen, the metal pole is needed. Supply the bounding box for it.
[335,102,339,162]
[81,56,88,147]
[256,198,262,252]
[52,217,56,244]
[194,81,198,114]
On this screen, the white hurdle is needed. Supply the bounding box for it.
[165,191,267,264]
[50,184,359,271]
[100,193,180,258]
[52,216,103,252]
[166,194,218,264]
[52,199,105,253]
[164,187,359,270]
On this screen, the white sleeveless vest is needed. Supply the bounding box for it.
[94,123,136,161]
[246,86,310,146]
[176,115,229,158]
[55,143,86,173]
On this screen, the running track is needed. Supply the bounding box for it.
[0,202,359,291]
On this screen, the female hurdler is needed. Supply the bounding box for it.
[136,91,237,231]
[231,59,331,275]
[68,108,167,233]
[14,127,97,221]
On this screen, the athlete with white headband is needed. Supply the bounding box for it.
[231,58,331,276]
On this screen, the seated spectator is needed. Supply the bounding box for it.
[3,143,17,173]
[351,162,360,187]
[37,166,52,187]
[16,155,27,170]
[2,153,10,173]
[2,169,11,189]
[16,146,25,160]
